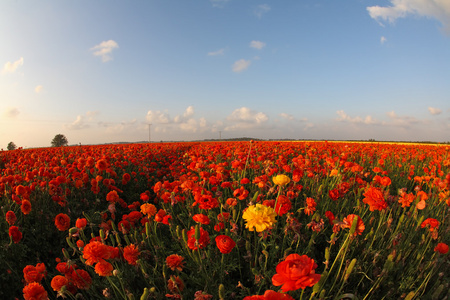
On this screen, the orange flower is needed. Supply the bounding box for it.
[54,213,71,231]
[94,260,113,277]
[6,211,17,225]
[9,226,22,243]
[51,275,68,291]
[398,192,415,208]
[123,244,140,266]
[215,235,236,254]
[341,214,365,236]
[21,199,32,215]
[166,254,185,271]
[82,241,112,266]
[140,203,157,217]
[434,242,449,254]
[272,254,321,292]
[23,282,48,300]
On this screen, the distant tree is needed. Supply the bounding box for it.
[7,141,17,150]
[51,134,69,147]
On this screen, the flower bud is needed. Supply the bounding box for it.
[344,259,357,281]
[140,288,149,300]
[218,284,225,300]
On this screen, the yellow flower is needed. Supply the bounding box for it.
[140,203,157,217]
[242,204,277,232]
[273,174,290,186]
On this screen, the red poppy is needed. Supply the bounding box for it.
[51,275,68,291]
[362,186,388,211]
[54,213,71,231]
[341,214,365,236]
[421,218,440,232]
[23,264,46,283]
[243,290,295,300]
[123,244,140,266]
[94,260,113,277]
[23,282,48,300]
[272,254,321,292]
[21,199,32,215]
[187,226,210,251]
[215,235,236,254]
[434,242,449,254]
[82,241,112,266]
[68,268,92,290]
[166,254,185,271]
[75,218,87,229]
[5,210,17,225]
[193,214,210,225]
[9,226,22,243]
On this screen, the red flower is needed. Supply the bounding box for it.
[362,187,388,211]
[243,290,295,300]
[21,199,32,215]
[193,213,210,225]
[272,254,321,292]
[94,260,113,276]
[434,242,449,254]
[23,282,48,300]
[6,210,17,225]
[123,244,140,265]
[166,254,185,271]
[51,275,68,292]
[23,264,46,283]
[106,190,120,203]
[215,235,236,254]
[341,214,365,236]
[68,268,92,290]
[187,226,210,250]
[75,218,87,229]
[55,213,71,231]
[421,218,440,232]
[9,226,22,243]
[82,241,112,266]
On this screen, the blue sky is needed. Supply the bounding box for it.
[1,0,449,148]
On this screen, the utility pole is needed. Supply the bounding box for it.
[148,124,152,142]
[219,131,222,140]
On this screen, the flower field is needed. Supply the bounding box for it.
[1,141,449,300]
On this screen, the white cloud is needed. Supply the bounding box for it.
[35,85,43,93]
[66,111,99,130]
[385,110,421,127]
[4,107,20,118]
[226,107,268,130]
[428,106,442,115]
[146,110,171,124]
[367,0,450,33]
[254,4,271,18]
[280,113,295,121]
[90,40,119,62]
[250,40,266,50]
[232,59,251,72]
[336,110,378,124]
[207,48,225,56]
[174,106,195,123]
[380,36,387,44]
[210,0,230,8]
[2,57,23,74]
